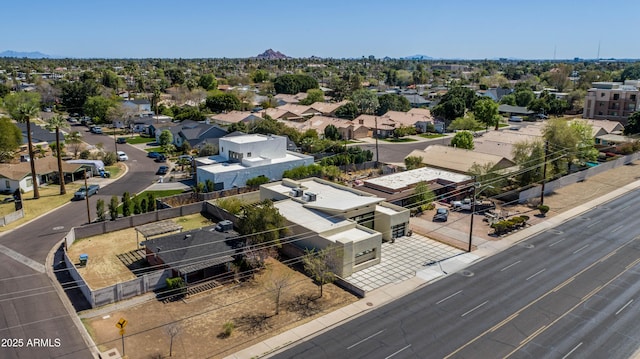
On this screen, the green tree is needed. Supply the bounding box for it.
[165,68,185,85]
[334,102,359,119]
[376,93,411,116]
[543,118,597,174]
[60,80,100,115]
[393,125,417,138]
[512,140,545,185]
[473,98,500,130]
[133,195,142,215]
[350,89,379,115]
[451,131,474,150]
[273,74,318,94]
[198,143,218,156]
[215,197,245,215]
[299,88,325,105]
[500,94,516,105]
[624,112,640,135]
[404,155,423,170]
[205,93,242,113]
[468,162,504,196]
[146,192,156,212]
[198,73,218,90]
[514,89,535,107]
[448,114,481,131]
[619,64,640,82]
[122,192,132,217]
[83,96,113,123]
[96,199,105,222]
[303,246,340,298]
[251,69,269,83]
[228,121,248,133]
[238,200,287,246]
[159,130,173,148]
[0,117,22,162]
[324,124,341,140]
[45,115,70,194]
[410,181,436,209]
[433,97,465,124]
[5,92,41,199]
[109,195,119,220]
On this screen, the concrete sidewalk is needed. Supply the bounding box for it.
[225,178,640,359]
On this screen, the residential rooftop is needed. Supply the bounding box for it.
[364,166,472,191]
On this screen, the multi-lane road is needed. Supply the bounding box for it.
[0,128,160,359]
[275,190,640,359]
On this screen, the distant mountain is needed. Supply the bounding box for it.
[0,50,52,58]
[401,54,433,60]
[255,49,289,59]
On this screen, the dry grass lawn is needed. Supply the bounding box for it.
[68,213,217,289]
[86,258,358,359]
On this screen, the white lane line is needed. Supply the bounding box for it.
[500,260,522,272]
[461,301,488,317]
[436,290,462,305]
[385,344,412,359]
[562,342,583,359]
[526,268,546,281]
[620,205,630,211]
[0,244,45,273]
[549,238,566,247]
[611,225,624,233]
[615,299,634,316]
[587,220,602,228]
[573,245,589,254]
[346,329,385,349]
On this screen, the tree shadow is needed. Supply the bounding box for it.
[285,293,323,318]
[236,313,272,334]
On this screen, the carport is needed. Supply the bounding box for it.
[135,220,183,247]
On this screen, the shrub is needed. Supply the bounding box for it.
[102,151,117,166]
[165,277,186,298]
[246,175,269,187]
[221,321,235,338]
[537,204,550,215]
[79,150,91,159]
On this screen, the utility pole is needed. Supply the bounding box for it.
[540,140,549,206]
[84,169,91,223]
[468,180,477,253]
[374,116,380,169]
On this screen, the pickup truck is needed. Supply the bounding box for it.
[73,184,100,200]
[452,198,495,213]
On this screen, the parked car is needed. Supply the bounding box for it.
[73,184,100,200]
[147,152,161,159]
[116,137,127,144]
[433,208,449,222]
[90,126,103,134]
[116,151,128,161]
[452,198,496,214]
[155,154,167,163]
[156,165,169,175]
[508,116,523,122]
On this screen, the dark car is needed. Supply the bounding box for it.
[154,154,167,162]
[433,208,449,222]
[116,137,127,144]
[147,152,161,158]
[156,166,169,175]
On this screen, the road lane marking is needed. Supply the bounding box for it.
[346,329,385,349]
[0,244,45,273]
[619,205,630,211]
[582,286,602,301]
[461,301,488,317]
[615,299,634,316]
[500,260,522,272]
[385,344,411,359]
[436,290,462,305]
[526,268,546,281]
[626,258,640,269]
[562,342,583,359]
[573,245,589,254]
[549,238,566,247]
[519,325,547,345]
[490,312,519,333]
[611,225,624,233]
[444,237,639,359]
[586,220,601,228]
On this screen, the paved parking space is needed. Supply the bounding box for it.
[345,234,464,291]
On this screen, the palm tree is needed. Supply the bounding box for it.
[17,103,41,199]
[46,115,69,195]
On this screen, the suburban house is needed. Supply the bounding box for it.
[17,123,64,145]
[381,110,434,133]
[274,92,308,105]
[473,130,542,160]
[281,115,368,140]
[261,107,302,121]
[406,144,517,175]
[360,167,473,206]
[123,99,153,116]
[0,157,83,193]
[352,115,398,138]
[276,103,320,119]
[477,87,513,102]
[308,100,349,117]
[583,81,639,123]
[144,225,241,284]
[196,134,314,190]
[498,104,535,117]
[210,111,261,126]
[156,120,228,150]
[260,178,410,277]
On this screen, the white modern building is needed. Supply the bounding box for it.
[260,178,410,276]
[196,134,313,190]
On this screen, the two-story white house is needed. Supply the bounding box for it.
[195,134,313,190]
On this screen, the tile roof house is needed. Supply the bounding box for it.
[282,115,368,140]
[274,92,308,105]
[572,118,625,134]
[308,100,349,116]
[261,108,302,121]
[276,103,320,118]
[381,110,434,133]
[352,115,397,138]
[405,144,516,174]
[210,111,261,125]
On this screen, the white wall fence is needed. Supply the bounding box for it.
[519,153,640,203]
[62,227,173,308]
[0,208,23,226]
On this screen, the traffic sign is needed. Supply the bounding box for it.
[119,328,126,336]
[116,318,128,329]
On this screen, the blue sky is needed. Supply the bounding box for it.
[3,0,639,59]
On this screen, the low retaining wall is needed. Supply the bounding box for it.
[0,208,23,226]
[519,153,640,203]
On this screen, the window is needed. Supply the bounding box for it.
[355,248,376,265]
[391,223,406,238]
[26,178,33,187]
[247,152,251,158]
[613,94,620,100]
[5,180,9,189]
[631,95,637,101]
[600,93,605,97]
[350,212,375,229]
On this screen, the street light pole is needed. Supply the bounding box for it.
[468,182,476,253]
[374,116,380,169]
[84,169,91,224]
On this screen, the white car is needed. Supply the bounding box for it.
[117,151,129,161]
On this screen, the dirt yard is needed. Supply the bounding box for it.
[85,258,358,359]
[68,213,218,289]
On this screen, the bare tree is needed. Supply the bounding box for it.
[166,324,180,357]
[303,245,341,298]
[264,267,292,315]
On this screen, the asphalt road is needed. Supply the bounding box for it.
[274,189,640,359]
[0,128,163,359]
